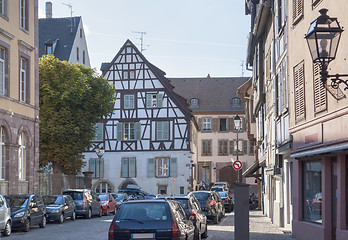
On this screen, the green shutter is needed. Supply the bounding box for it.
[129,158,136,177]
[170,158,177,177]
[146,94,152,108]
[157,94,163,108]
[93,123,103,141]
[135,122,141,141]
[117,122,123,141]
[163,121,169,140]
[243,140,248,155]
[121,158,129,178]
[147,158,155,177]
[89,158,96,178]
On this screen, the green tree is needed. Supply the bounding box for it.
[39,55,115,175]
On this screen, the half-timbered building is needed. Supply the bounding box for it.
[82,40,195,195]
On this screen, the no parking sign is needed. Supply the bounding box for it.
[233,160,243,170]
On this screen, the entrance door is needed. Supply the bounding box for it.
[219,166,237,189]
[332,159,337,240]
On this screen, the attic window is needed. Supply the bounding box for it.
[46,44,52,55]
[190,98,199,108]
[231,97,241,106]
[126,47,132,54]
[80,28,82,38]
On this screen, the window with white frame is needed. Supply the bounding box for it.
[202,118,211,131]
[146,93,163,108]
[18,132,27,180]
[117,122,141,141]
[190,98,199,108]
[156,157,169,177]
[121,158,136,178]
[95,182,113,193]
[124,122,135,140]
[0,127,5,180]
[20,0,28,30]
[19,58,26,102]
[0,47,5,95]
[124,94,135,109]
[156,121,169,141]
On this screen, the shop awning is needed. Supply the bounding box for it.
[242,159,265,180]
[290,142,348,159]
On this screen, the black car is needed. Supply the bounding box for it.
[118,189,155,200]
[108,199,195,240]
[110,193,128,210]
[156,194,208,240]
[5,194,46,232]
[43,195,76,223]
[63,189,102,219]
[191,191,224,224]
[218,191,233,212]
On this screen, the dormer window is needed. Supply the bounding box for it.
[231,97,241,106]
[46,45,52,55]
[190,98,199,108]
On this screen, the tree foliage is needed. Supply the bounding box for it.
[39,55,116,175]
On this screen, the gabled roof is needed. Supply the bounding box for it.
[170,77,250,113]
[39,17,81,61]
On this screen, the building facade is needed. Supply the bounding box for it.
[288,0,348,239]
[0,0,39,194]
[82,40,195,195]
[171,76,257,194]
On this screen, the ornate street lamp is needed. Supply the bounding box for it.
[234,115,242,182]
[94,146,105,179]
[305,9,348,89]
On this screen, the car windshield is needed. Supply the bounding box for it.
[64,192,83,200]
[219,192,228,198]
[192,192,209,201]
[6,196,29,208]
[43,196,63,205]
[116,202,171,222]
[98,194,108,201]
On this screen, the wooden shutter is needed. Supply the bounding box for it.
[170,158,177,177]
[135,122,141,140]
[89,158,96,178]
[129,158,136,177]
[212,118,218,132]
[94,123,103,141]
[147,158,155,177]
[157,94,163,108]
[243,140,248,155]
[230,141,235,155]
[117,122,123,141]
[121,158,129,178]
[197,118,203,131]
[294,61,305,121]
[313,63,327,113]
[146,94,152,108]
[163,122,169,140]
[229,118,235,132]
[293,0,304,24]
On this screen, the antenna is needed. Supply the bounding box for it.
[62,3,74,33]
[133,31,149,52]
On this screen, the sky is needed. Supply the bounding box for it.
[38,0,252,78]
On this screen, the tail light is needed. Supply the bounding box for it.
[209,200,216,206]
[226,198,230,201]
[190,212,197,219]
[108,222,114,239]
[172,221,180,237]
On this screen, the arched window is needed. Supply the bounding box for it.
[0,127,6,180]
[95,181,114,193]
[18,132,27,180]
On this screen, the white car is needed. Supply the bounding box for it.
[0,195,11,236]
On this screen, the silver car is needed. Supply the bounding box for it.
[0,195,11,236]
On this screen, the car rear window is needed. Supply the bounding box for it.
[192,192,209,201]
[175,199,189,209]
[64,192,83,200]
[218,192,228,198]
[116,202,171,222]
[98,194,108,201]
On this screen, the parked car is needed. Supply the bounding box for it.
[191,191,224,224]
[5,194,46,232]
[156,194,208,239]
[218,191,233,212]
[97,193,117,215]
[63,189,102,219]
[210,186,224,192]
[118,187,155,200]
[212,182,230,193]
[43,195,76,223]
[110,193,128,210]
[108,199,195,240]
[0,195,11,236]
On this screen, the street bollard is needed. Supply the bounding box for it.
[234,182,250,240]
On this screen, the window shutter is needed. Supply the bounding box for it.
[243,140,248,155]
[135,122,141,140]
[89,158,96,178]
[197,118,203,131]
[170,158,177,177]
[212,118,218,132]
[293,0,304,24]
[129,158,136,177]
[147,158,155,177]
[230,141,235,155]
[124,95,134,109]
[121,158,129,178]
[146,94,152,108]
[163,122,169,140]
[294,61,305,121]
[117,122,123,141]
[95,158,100,178]
[157,94,163,108]
[100,158,104,178]
[229,118,235,132]
[313,63,327,113]
[94,123,103,141]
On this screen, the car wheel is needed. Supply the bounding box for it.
[86,208,92,219]
[194,227,201,240]
[3,220,11,236]
[201,224,208,238]
[71,211,76,221]
[213,214,219,224]
[57,213,64,224]
[39,215,46,228]
[23,218,30,232]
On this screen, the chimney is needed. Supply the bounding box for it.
[46,2,52,18]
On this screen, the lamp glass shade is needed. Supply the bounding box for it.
[234,115,241,130]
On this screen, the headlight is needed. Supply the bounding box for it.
[52,209,60,213]
[14,212,25,218]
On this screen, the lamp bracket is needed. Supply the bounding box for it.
[327,74,348,90]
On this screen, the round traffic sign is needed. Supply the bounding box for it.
[233,160,243,170]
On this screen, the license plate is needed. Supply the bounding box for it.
[131,233,155,239]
